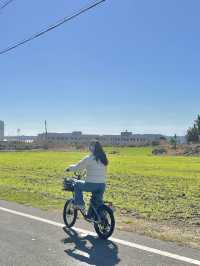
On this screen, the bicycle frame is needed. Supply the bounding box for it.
[71,191,102,224]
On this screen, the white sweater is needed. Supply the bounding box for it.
[69,154,106,183]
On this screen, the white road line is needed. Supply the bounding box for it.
[0,206,200,266]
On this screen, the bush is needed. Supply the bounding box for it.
[152,148,167,155]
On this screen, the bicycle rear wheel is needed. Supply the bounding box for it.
[94,205,115,239]
[63,199,78,228]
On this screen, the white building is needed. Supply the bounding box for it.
[38,131,100,145]
[37,130,163,146]
[0,120,4,141]
[5,136,36,143]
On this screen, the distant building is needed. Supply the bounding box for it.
[5,135,36,143]
[100,131,163,146]
[37,130,163,146]
[37,131,99,145]
[0,120,4,141]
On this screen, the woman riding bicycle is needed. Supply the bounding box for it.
[65,140,108,219]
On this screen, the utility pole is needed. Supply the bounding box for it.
[45,120,48,138]
[44,120,48,149]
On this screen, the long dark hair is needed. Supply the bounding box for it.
[90,140,108,166]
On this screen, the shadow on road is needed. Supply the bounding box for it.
[62,227,120,266]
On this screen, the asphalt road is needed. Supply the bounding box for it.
[0,200,200,266]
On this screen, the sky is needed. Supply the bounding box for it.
[0,0,200,136]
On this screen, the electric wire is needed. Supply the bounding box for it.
[0,0,106,55]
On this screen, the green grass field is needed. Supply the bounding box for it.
[0,147,200,224]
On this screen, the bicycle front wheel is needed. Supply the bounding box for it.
[63,199,77,228]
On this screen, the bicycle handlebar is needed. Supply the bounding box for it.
[64,170,82,180]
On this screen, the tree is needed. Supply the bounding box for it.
[186,114,200,143]
[195,115,200,135]
[170,134,178,149]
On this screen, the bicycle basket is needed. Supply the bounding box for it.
[63,178,74,192]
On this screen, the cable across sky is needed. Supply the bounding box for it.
[0,0,106,56]
[0,0,15,11]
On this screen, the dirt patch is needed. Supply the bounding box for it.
[183,145,200,156]
[152,144,200,156]
[117,213,200,249]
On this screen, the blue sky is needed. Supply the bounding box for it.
[0,0,200,136]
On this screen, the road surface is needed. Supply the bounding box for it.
[0,200,200,266]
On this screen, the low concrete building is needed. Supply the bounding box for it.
[38,131,99,145]
[101,131,163,146]
[37,130,163,146]
[0,120,4,141]
[5,136,36,143]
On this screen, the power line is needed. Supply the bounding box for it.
[0,0,106,55]
[0,0,15,11]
